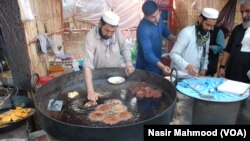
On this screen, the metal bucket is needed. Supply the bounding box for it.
[192,100,241,124]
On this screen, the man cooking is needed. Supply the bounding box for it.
[169,7,219,124]
[170,8,219,76]
[83,11,135,103]
[136,0,176,76]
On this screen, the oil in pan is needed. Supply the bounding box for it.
[46,86,172,127]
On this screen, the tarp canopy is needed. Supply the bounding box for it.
[62,0,144,28]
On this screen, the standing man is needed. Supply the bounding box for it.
[83,11,135,102]
[136,0,176,76]
[170,8,219,76]
[169,7,219,125]
[218,0,250,124]
[218,1,250,83]
[206,26,225,76]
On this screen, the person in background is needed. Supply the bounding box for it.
[169,7,219,125]
[170,8,219,77]
[206,26,225,76]
[136,0,176,76]
[218,1,250,84]
[83,11,135,102]
[218,0,250,124]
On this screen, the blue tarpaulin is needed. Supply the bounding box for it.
[177,77,249,102]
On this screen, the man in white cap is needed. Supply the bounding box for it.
[218,0,250,124]
[170,7,219,76]
[83,11,135,103]
[169,7,219,124]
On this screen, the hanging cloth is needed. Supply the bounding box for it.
[36,34,53,55]
[216,0,237,38]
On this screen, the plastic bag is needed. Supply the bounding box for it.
[18,0,34,21]
[51,34,64,55]
[62,0,77,19]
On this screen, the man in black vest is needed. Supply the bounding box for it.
[206,26,225,76]
[218,0,250,124]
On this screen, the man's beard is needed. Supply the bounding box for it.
[243,20,250,29]
[99,28,111,39]
[196,23,208,36]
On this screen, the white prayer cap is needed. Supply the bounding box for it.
[201,8,219,19]
[102,11,120,26]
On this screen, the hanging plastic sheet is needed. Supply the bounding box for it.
[216,0,237,38]
[68,0,142,28]
[17,0,35,21]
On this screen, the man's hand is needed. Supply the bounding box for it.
[125,66,135,76]
[199,69,206,76]
[87,91,102,101]
[157,61,171,75]
[162,66,171,75]
[185,64,198,76]
[218,68,225,77]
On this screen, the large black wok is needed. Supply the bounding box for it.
[35,68,177,141]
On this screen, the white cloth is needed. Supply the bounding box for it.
[170,25,209,72]
[68,0,142,28]
[37,34,53,54]
[247,70,250,80]
[241,27,250,52]
[18,0,34,21]
[217,80,250,95]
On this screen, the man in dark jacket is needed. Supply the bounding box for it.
[218,0,250,124]
[206,26,225,76]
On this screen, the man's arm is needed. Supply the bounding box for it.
[116,30,135,75]
[168,34,177,44]
[210,30,225,54]
[83,29,101,101]
[117,30,133,67]
[84,67,94,94]
[161,18,176,44]
[137,26,160,65]
[157,61,171,75]
[83,67,100,101]
[170,28,190,71]
[217,27,237,77]
[218,51,230,77]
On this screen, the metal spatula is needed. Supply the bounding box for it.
[0,93,12,106]
[0,88,14,110]
[185,82,214,99]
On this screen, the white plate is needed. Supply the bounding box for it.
[108,76,125,85]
